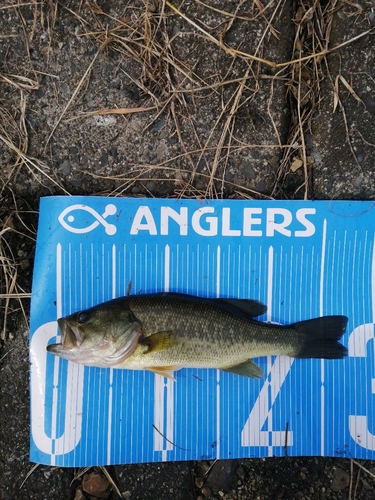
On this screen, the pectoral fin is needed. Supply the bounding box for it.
[140,331,176,353]
[149,365,179,380]
[222,360,264,378]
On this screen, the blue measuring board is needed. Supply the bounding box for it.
[29,197,375,466]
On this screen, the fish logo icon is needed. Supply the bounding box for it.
[58,204,117,235]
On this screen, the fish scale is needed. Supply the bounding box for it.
[124,295,301,370]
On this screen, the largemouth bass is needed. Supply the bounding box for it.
[47,293,348,379]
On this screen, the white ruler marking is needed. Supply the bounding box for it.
[154,245,174,460]
[267,246,274,456]
[320,219,327,455]
[51,243,63,465]
[107,244,116,464]
[216,245,221,459]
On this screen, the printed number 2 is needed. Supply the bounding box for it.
[241,357,293,450]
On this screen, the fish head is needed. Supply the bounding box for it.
[47,303,143,368]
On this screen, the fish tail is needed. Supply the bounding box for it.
[292,315,348,359]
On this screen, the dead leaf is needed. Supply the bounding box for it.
[338,75,364,106]
[333,75,364,113]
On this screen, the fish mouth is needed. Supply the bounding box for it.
[47,318,83,354]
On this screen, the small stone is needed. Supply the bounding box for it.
[354,174,364,188]
[70,178,83,187]
[98,153,108,167]
[110,77,121,89]
[310,467,318,480]
[153,119,165,130]
[196,159,205,172]
[82,471,110,499]
[28,117,37,130]
[131,186,141,194]
[267,155,279,168]
[202,486,212,498]
[355,150,365,164]
[59,159,71,176]
[326,178,334,192]
[362,94,375,115]
[74,487,86,500]
[242,163,256,179]
[61,83,70,94]
[275,487,285,499]
[42,468,55,481]
[93,115,117,126]
[225,31,236,43]
[35,88,44,99]
[290,157,303,172]
[236,466,245,479]
[109,146,118,161]
[69,146,79,155]
[7,386,15,396]
[194,181,205,190]
[122,87,137,101]
[206,459,237,493]
[306,155,314,165]
[79,155,89,166]
[147,2,157,12]
[20,259,30,270]
[142,148,151,162]
[304,132,313,148]
[146,181,156,193]
[331,468,350,491]
[195,477,204,489]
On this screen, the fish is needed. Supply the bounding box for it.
[47,293,348,379]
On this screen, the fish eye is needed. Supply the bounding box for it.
[78,311,90,323]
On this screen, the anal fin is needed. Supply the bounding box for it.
[222,359,263,378]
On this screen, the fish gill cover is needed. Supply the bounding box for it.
[29,197,375,466]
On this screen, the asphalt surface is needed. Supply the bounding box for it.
[1,1,375,498]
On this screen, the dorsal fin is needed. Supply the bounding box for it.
[215,298,267,318]
[154,292,267,318]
